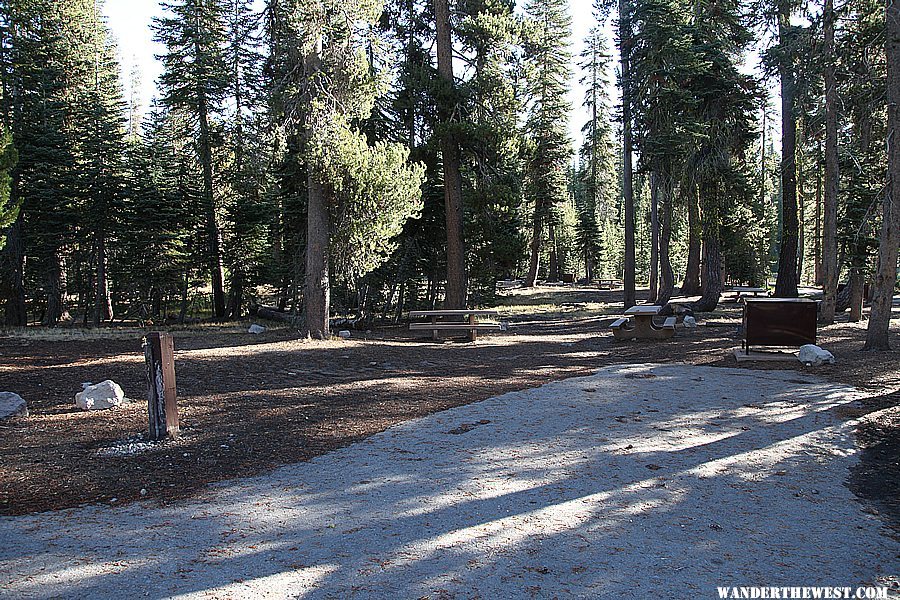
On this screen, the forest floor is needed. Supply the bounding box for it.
[1,284,898,524]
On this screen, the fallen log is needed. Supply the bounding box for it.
[252,305,301,324]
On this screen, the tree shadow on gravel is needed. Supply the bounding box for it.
[1,365,896,599]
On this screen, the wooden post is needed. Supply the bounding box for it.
[468,313,477,342]
[144,332,179,440]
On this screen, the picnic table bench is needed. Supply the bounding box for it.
[409,309,502,342]
[609,305,676,341]
[597,278,623,290]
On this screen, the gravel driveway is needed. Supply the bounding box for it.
[1,364,897,599]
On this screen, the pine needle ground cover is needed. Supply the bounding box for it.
[0,287,897,525]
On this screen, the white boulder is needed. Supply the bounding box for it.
[683,316,698,328]
[248,324,266,334]
[0,392,28,420]
[338,330,351,339]
[798,344,835,367]
[75,380,125,411]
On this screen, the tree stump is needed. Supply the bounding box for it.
[144,332,179,440]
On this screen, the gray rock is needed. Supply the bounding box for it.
[338,330,351,339]
[683,316,698,328]
[798,344,835,367]
[0,392,28,420]
[248,324,266,334]
[75,380,125,411]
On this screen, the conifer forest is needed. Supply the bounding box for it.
[0,0,897,348]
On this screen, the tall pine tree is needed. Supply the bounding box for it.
[154,0,230,319]
[522,0,573,286]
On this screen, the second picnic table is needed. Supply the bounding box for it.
[725,286,770,302]
[610,305,676,340]
[409,309,502,341]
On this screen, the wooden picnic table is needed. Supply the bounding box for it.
[725,286,770,302]
[408,309,502,342]
[610,305,676,340]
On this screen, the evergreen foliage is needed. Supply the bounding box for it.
[0,0,891,348]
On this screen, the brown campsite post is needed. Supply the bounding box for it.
[144,332,179,440]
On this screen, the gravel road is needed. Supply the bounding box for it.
[2,364,897,599]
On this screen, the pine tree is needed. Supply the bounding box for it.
[614,0,638,307]
[687,0,757,312]
[576,26,616,282]
[1,0,94,325]
[0,126,17,249]
[522,0,573,286]
[863,0,899,350]
[222,0,268,318]
[820,0,840,322]
[835,0,884,320]
[434,0,467,307]
[457,0,527,302]
[117,106,195,321]
[629,0,696,305]
[767,0,803,297]
[277,0,425,337]
[154,0,230,319]
[72,5,128,325]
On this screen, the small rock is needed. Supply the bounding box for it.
[248,324,266,334]
[140,489,148,496]
[75,380,125,411]
[683,316,698,328]
[797,344,835,367]
[0,392,28,420]
[338,330,351,339]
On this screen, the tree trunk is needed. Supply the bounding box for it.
[394,281,406,324]
[2,215,26,326]
[814,158,822,285]
[585,248,594,283]
[775,4,800,298]
[849,269,865,322]
[657,178,674,306]
[93,235,113,326]
[525,207,541,286]
[694,181,722,312]
[681,185,702,296]
[547,222,559,282]
[619,0,636,309]
[434,0,466,308]
[198,100,226,320]
[864,0,900,349]
[304,174,330,338]
[227,274,243,320]
[43,252,69,326]
[821,4,840,322]
[821,53,840,323]
[797,159,805,282]
[648,171,659,303]
[178,271,189,324]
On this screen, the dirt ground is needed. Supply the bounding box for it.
[1,286,898,521]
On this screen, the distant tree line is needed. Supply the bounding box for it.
[0,0,896,347]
